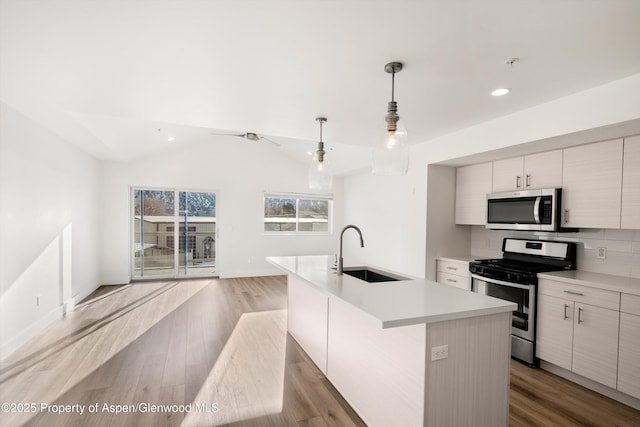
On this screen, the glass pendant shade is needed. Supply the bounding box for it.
[309,149,332,190]
[372,118,409,175]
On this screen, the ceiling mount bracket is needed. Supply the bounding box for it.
[505,57,519,67]
[384,62,403,74]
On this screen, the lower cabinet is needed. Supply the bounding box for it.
[436,259,470,290]
[536,279,620,389]
[327,298,426,427]
[536,293,574,370]
[618,293,640,399]
[287,275,328,374]
[572,302,620,388]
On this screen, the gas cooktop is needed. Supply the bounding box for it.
[469,238,577,285]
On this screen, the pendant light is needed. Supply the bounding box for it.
[372,62,409,175]
[309,116,332,191]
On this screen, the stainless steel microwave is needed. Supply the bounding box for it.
[486,188,570,231]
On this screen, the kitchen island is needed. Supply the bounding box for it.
[267,255,517,427]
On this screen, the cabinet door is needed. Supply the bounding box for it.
[492,157,524,192]
[621,135,640,229]
[455,162,493,225]
[536,294,574,370]
[562,139,623,228]
[287,275,328,373]
[572,303,620,389]
[327,298,426,427]
[523,150,563,189]
[618,313,640,399]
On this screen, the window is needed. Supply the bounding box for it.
[264,194,331,233]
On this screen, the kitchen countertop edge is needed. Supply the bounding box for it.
[538,270,640,296]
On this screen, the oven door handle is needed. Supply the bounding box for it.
[471,274,533,290]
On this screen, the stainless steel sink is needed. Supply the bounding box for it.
[342,266,409,283]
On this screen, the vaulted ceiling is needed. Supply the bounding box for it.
[2,0,640,174]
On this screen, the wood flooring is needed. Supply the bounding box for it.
[0,276,638,426]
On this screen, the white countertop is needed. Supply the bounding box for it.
[267,255,516,329]
[538,270,640,296]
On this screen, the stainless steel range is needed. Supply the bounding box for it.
[469,238,576,366]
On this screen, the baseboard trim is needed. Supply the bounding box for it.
[0,282,101,361]
[69,284,101,309]
[219,269,283,279]
[540,360,640,411]
[0,305,64,361]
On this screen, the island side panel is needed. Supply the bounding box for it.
[287,274,328,374]
[327,297,426,427]
[424,312,512,427]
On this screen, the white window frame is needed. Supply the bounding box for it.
[263,192,333,235]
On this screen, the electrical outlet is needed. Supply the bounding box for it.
[597,247,607,260]
[431,344,449,361]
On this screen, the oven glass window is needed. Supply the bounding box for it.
[486,282,530,331]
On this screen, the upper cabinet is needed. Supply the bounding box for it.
[455,162,492,225]
[492,157,524,192]
[562,139,623,229]
[455,135,639,229]
[622,135,640,229]
[492,150,563,192]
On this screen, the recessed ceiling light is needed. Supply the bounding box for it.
[491,88,511,97]
[167,135,176,142]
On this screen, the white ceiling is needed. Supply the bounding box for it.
[2,0,640,174]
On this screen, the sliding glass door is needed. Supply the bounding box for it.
[133,188,217,279]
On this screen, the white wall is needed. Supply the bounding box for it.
[343,73,640,277]
[424,165,472,281]
[100,138,342,284]
[342,158,427,279]
[0,102,100,360]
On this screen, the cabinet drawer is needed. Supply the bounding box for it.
[538,279,620,311]
[436,271,469,290]
[621,293,640,316]
[437,260,469,278]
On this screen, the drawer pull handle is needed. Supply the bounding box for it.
[563,304,569,320]
[446,266,458,271]
[563,290,584,296]
[446,279,458,283]
[577,307,583,324]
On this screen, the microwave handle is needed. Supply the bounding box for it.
[533,196,541,224]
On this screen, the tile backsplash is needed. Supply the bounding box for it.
[470,226,640,279]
